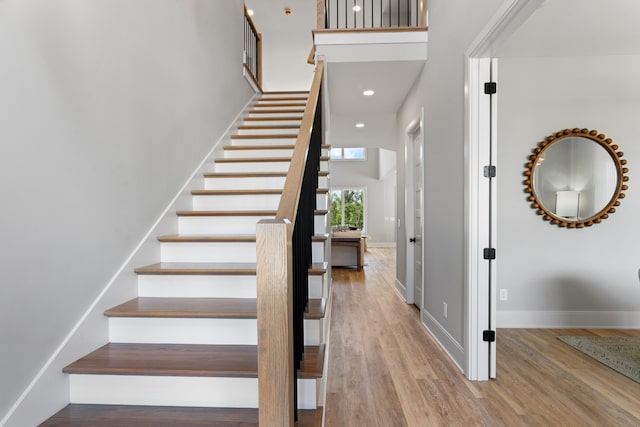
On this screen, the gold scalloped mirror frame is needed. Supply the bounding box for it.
[523,128,629,228]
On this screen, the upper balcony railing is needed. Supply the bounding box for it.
[319,0,426,30]
[244,5,262,90]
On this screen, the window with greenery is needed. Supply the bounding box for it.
[330,147,366,160]
[330,188,365,230]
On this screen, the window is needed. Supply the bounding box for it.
[330,188,365,230]
[330,147,366,161]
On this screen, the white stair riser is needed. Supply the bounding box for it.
[204,176,285,190]
[236,128,299,136]
[314,214,328,235]
[160,242,256,263]
[215,161,291,173]
[109,318,257,345]
[242,119,302,127]
[109,318,321,346]
[178,216,267,234]
[254,100,306,106]
[138,275,257,298]
[248,112,304,119]
[309,275,324,299]
[317,193,327,210]
[192,194,280,211]
[230,138,297,147]
[318,176,329,188]
[312,241,326,263]
[69,376,317,409]
[224,149,294,158]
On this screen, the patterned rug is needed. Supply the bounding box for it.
[557,336,640,383]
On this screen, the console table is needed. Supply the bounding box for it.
[331,235,366,270]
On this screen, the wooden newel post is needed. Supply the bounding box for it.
[256,219,295,427]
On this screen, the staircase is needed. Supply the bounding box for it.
[40,91,331,426]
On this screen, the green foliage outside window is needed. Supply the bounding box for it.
[330,189,364,230]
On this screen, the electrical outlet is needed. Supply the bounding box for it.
[499,289,508,301]
[443,302,448,318]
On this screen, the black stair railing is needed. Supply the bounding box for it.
[255,60,324,427]
[324,0,425,29]
[243,5,262,90]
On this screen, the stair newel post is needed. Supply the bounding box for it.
[256,219,295,427]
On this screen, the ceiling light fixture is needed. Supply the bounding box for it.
[284,7,292,16]
[353,5,361,12]
[355,123,365,128]
[247,9,254,16]
[363,89,375,96]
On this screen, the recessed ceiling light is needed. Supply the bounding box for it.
[247,9,254,16]
[353,5,361,12]
[355,123,365,128]
[363,89,375,96]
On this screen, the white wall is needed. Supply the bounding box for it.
[395,0,505,368]
[497,55,640,327]
[329,113,397,244]
[244,0,316,91]
[0,1,253,425]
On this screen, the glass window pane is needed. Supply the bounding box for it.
[330,190,343,226]
[343,147,366,160]
[330,148,343,160]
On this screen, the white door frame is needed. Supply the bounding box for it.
[404,108,424,306]
[464,0,543,380]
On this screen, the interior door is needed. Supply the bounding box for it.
[412,129,424,309]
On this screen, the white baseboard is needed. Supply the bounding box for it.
[498,310,640,328]
[394,279,407,301]
[421,310,465,372]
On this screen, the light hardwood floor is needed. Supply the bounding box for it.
[325,247,640,426]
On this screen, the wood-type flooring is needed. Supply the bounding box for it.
[325,247,640,426]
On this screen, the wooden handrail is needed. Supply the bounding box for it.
[256,60,324,427]
[276,60,324,222]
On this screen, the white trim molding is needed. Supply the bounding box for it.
[498,311,640,329]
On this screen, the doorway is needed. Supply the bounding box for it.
[404,110,424,308]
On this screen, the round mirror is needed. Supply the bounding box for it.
[523,128,629,228]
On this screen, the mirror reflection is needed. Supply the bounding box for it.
[523,128,629,228]
[534,137,617,220]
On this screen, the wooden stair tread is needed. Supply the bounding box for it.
[215,157,292,163]
[223,144,296,150]
[158,234,256,243]
[135,262,327,276]
[312,234,330,242]
[105,297,325,320]
[231,134,297,139]
[105,297,258,319]
[248,108,305,114]
[204,171,288,178]
[203,171,328,178]
[63,343,324,379]
[135,262,257,275]
[237,124,300,130]
[176,210,276,217]
[41,404,321,427]
[254,102,307,107]
[262,90,309,95]
[243,116,303,122]
[191,189,282,196]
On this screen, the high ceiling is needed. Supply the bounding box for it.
[245,0,640,133]
[493,0,640,57]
